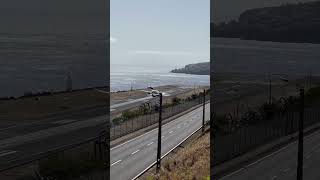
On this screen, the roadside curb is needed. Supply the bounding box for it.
[213,122,320,179]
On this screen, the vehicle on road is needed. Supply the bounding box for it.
[141,88,161,97]
[151,90,160,97]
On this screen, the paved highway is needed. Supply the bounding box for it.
[110,103,210,180]
[0,88,194,174]
[0,115,107,171]
[219,130,320,180]
[110,87,189,118]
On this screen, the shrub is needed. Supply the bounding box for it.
[172,97,182,105]
[38,154,106,180]
[112,117,123,125]
[305,86,320,105]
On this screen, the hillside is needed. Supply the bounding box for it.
[171,62,210,75]
[212,0,320,43]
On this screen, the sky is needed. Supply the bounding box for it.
[212,0,316,23]
[111,0,210,68]
[0,0,107,34]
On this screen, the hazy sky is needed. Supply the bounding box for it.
[212,0,316,23]
[111,0,210,67]
[0,0,107,34]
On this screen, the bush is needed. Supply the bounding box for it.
[122,110,141,120]
[139,103,150,114]
[305,86,320,105]
[213,114,231,134]
[38,154,106,180]
[112,117,123,125]
[172,97,182,105]
[191,94,198,100]
[241,110,262,125]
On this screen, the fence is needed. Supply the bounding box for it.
[110,94,210,140]
[213,106,320,166]
[0,130,109,180]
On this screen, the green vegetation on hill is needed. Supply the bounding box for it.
[171,62,209,75]
[212,0,320,43]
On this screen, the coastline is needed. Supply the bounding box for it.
[0,86,109,101]
[0,87,108,122]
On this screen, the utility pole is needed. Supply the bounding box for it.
[309,71,312,89]
[202,89,206,133]
[269,75,272,104]
[297,88,304,180]
[156,93,163,171]
[66,71,73,92]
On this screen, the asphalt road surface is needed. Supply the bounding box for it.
[0,115,107,171]
[0,88,193,173]
[110,103,210,180]
[219,130,320,180]
[110,88,188,118]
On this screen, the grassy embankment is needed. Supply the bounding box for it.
[142,132,210,180]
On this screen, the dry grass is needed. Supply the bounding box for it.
[0,89,107,121]
[142,132,210,180]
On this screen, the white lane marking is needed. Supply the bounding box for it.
[246,143,298,168]
[147,142,154,146]
[161,136,165,139]
[169,131,173,134]
[110,102,210,151]
[282,168,290,173]
[0,150,17,157]
[0,125,19,131]
[52,119,77,124]
[219,129,320,179]
[131,149,140,155]
[131,125,204,180]
[111,160,122,166]
[219,168,245,180]
[177,126,180,129]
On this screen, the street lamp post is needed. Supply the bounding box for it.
[269,75,272,104]
[297,88,304,180]
[156,93,163,171]
[202,89,206,133]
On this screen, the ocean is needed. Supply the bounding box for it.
[3,36,320,97]
[0,34,107,98]
[110,64,209,92]
[0,34,208,97]
[212,38,320,75]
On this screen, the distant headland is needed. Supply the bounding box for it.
[211,1,320,43]
[171,62,209,75]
